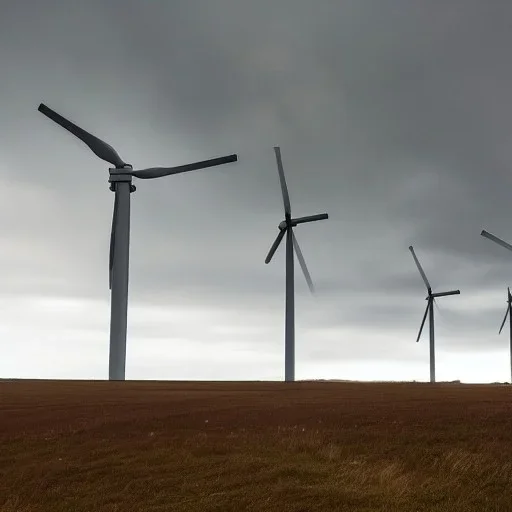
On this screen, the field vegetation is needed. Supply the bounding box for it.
[1,380,511,511]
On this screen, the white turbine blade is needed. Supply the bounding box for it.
[129,154,238,179]
[292,231,314,294]
[38,103,129,168]
[109,192,120,290]
[416,301,430,342]
[409,246,432,291]
[265,228,286,264]
[274,146,291,215]
[499,306,509,335]
[481,230,512,253]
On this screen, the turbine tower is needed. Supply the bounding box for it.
[265,146,328,382]
[481,229,512,383]
[38,103,237,381]
[409,245,461,383]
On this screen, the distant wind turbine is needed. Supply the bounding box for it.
[409,245,461,383]
[481,229,512,383]
[265,146,328,382]
[38,103,237,381]
[497,288,512,384]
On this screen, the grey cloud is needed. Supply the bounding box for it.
[1,0,512,379]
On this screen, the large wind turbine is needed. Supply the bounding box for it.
[481,229,512,383]
[38,103,237,381]
[265,146,328,382]
[409,245,461,383]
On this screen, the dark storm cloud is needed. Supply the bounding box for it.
[1,0,512,378]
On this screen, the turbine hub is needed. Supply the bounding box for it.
[278,220,288,230]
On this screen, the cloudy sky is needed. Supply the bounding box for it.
[1,0,512,382]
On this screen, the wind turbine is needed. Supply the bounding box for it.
[265,146,328,382]
[409,245,461,383]
[481,229,512,383]
[496,288,512,384]
[38,103,237,381]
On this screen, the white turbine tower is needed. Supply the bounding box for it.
[265,147,328,382]
[38,103,238,381]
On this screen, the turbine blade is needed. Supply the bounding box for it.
[432,290,460,298]
[109,191,119,290]
[416,301,430,342]
[274,146,291,215]
[38,103,128,168]
[499,306,509,335]
[128,154,238,179]
[265,228,286,264]
[481,230,512,253]
[292,231,314,294]
[409,246,431,291]
[292,213,329,225]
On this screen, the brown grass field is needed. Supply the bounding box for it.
[1,380,512,512]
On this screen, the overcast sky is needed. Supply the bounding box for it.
[1,0,512,382]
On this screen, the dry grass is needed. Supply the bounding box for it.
[1,380,511,511]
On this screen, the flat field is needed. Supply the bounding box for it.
[1,380,511,512]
